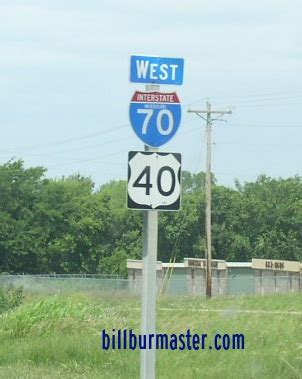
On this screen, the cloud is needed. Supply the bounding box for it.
[0,0,300,81]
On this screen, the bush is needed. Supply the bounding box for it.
[0,284,24,314]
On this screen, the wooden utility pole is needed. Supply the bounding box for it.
[188,102,231,298]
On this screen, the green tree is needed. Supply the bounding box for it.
[0,160,46,273]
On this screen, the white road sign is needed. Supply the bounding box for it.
[127,151,181,210]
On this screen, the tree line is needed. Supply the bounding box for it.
[0,160,301,276]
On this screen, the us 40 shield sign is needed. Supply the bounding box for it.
[129,91,181,148]
[127,151,181,211]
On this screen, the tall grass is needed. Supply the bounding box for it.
[0,293,301,378]
[0,284,24,314]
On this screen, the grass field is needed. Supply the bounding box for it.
[0,292,301,378]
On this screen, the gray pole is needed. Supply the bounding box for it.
[205,101,212,298]
[141,209,158,379]
[141,84,159,379]
[187,104,231,298]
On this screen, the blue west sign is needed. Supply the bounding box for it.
[130,55,184,85]
[129,91,181,147]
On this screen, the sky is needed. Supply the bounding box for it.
[0,0,301,189]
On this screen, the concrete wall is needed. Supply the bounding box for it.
[254,270,301,295]
[128,267,163,295]
[127,259,302,297]
[129,266,229,297]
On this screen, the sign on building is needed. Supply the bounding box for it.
[252,259,300,272]
[183,258,227,271]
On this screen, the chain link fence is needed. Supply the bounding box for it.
[0,274,129,295]
[0,273,301,296]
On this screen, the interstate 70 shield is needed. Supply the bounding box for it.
[127,151,181,211]
[129,91,181,148]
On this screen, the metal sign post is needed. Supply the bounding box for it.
[127,147,181,378]
[141,182,158,379]
[128,57,184,379]
[142,84,159,379]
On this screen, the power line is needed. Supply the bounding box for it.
[212,125,302,129]
[184,90,302,107]
[21,130,300,171]
[1,88,301,153]
[2,119,197,158]
[233,102,302,109]
[1,123,130,154]
[18,135,135,158]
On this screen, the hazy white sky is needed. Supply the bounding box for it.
[0,0,301,188]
